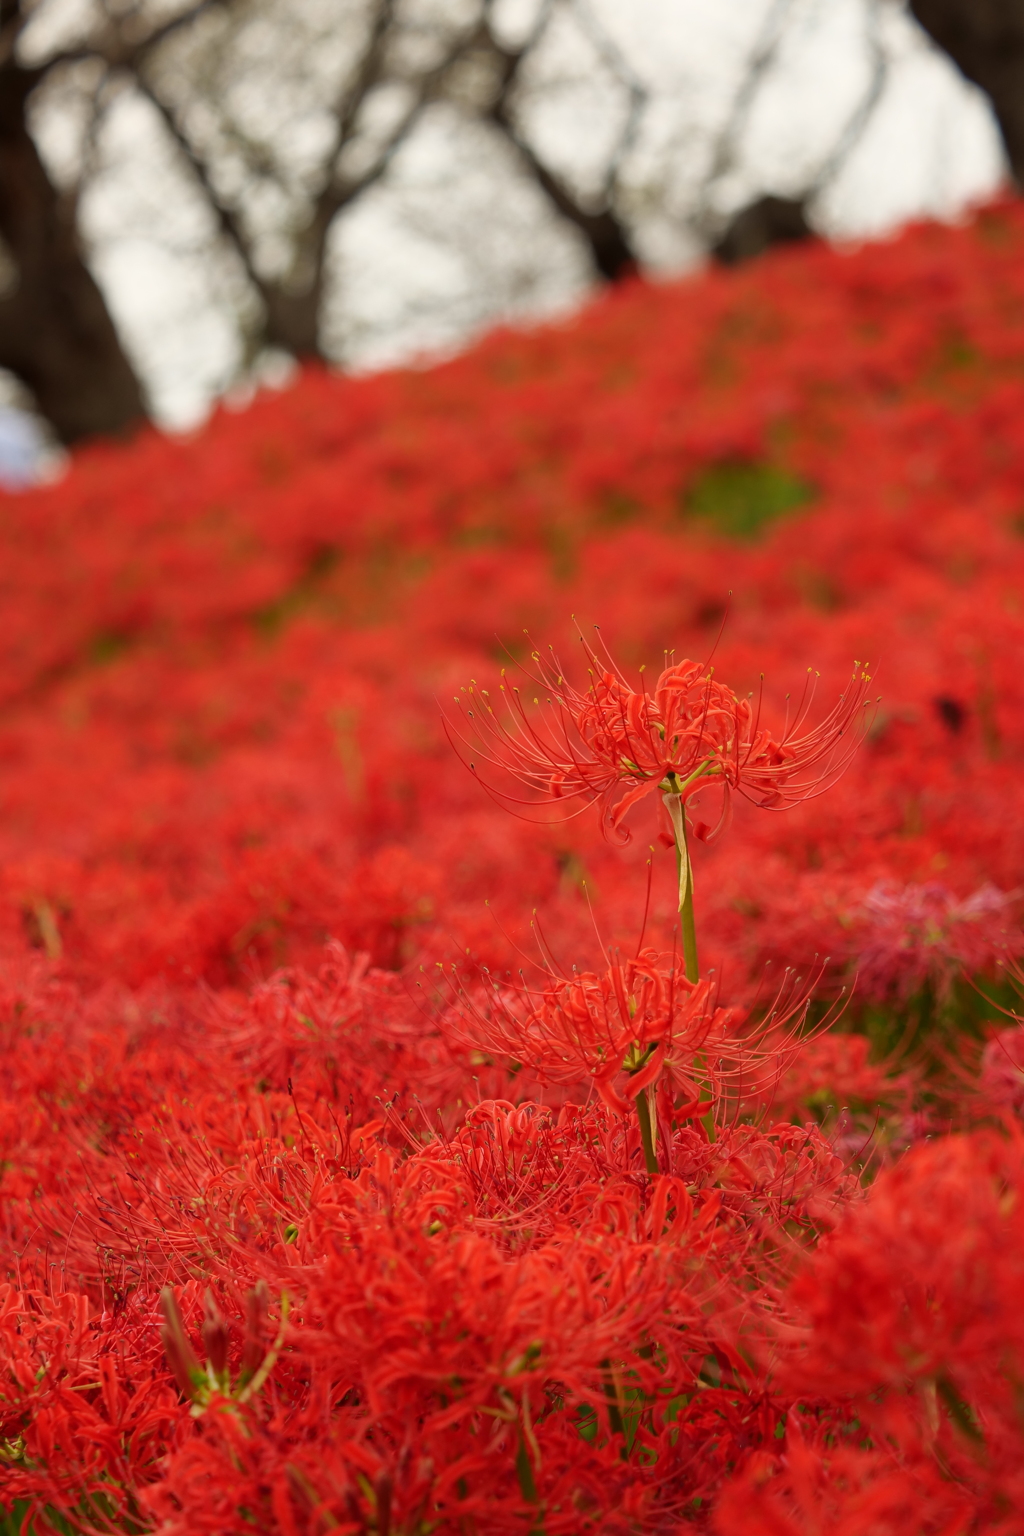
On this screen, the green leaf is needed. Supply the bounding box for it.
[685,461,814,539]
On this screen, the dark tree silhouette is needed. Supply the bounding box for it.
[0,0,477,438]
[0,2,148,443]
[712,196,813,266]
[470,1,642,282]
[911,0,1024,183]
[133,0,477,366]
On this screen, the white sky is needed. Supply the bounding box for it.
[26,0,1013,429]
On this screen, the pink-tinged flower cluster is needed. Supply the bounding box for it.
[980,1024,1024,1114]
[855,880,1017,999]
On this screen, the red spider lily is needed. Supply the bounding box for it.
[728,1126,1024,1535]
[455,636,874,840]
[0,1284,188,1528]
[449,953,730,1109]
[444,951,817,1176]
[714,1420,974,1536]
[455,637,873,984]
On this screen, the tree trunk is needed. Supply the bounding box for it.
[529,165,636,283]
[0,64,148,445]
[712,196,813,266]
[262,283,325,361]
[910,0,1024,184]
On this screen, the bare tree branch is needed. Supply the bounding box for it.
[570,0,647,198]
[43,0,225,74]
[327,0,396,156]
[810,0,889,195]
[477,0,639,281]
[309,31,468,246]
[692,0,795,237]
[132,71,266,296]
[136,1,479,359]
[702,0,888,266]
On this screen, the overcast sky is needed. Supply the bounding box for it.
[18,0,1012,432]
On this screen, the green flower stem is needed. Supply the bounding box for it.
[663,792,712,1135]
[515,1434,539,1504]
[516,1428,545,1535]
[635,1085,659,1176]
[601,1358,627,1438]
[673,805,699,983]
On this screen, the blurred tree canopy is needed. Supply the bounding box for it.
[0,0,1012,445]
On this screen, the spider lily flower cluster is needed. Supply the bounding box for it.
[457,637,873,982]
[456,640,873,837]
[454,956,731,1111]
[447,950,818,1175]
[453,636,856,1173]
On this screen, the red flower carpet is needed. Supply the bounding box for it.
[3,201,1024,1533]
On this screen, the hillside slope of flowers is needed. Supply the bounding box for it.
[3,201,1024,1533]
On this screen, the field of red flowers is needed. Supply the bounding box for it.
[3,198,1024,1534]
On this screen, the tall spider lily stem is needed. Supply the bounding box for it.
[634,1084,658,1176]
[663,790,699,983]
[624,1036,660,1176]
